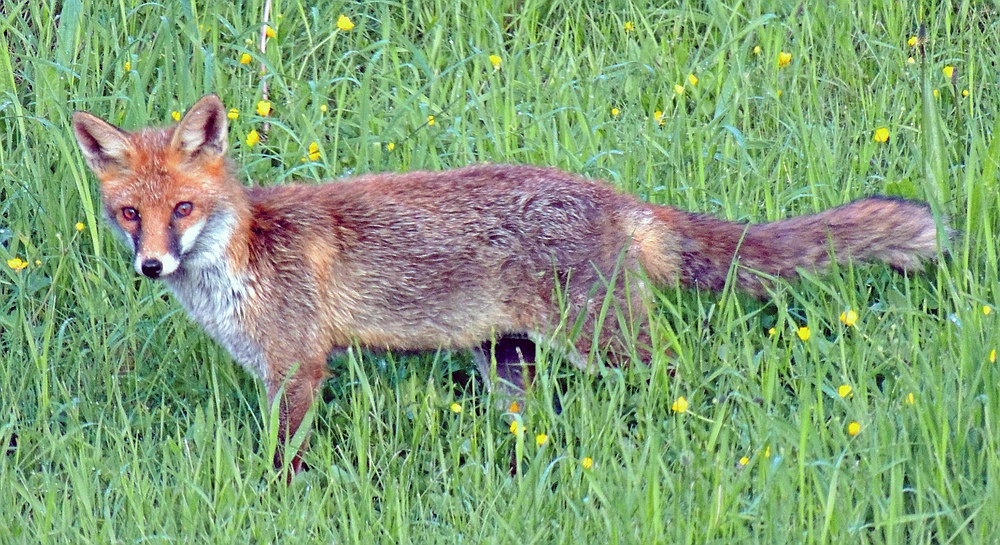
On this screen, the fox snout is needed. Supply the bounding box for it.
[140,258,164,278]
[132,251,180,279]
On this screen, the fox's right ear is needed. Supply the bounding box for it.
[72,112,132,174]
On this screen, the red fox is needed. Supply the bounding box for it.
[73,95,943,474]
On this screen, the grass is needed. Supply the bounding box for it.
[2,0,999,542]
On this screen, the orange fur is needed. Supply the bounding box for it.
[72,95,945,476]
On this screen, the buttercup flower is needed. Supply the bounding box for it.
[75,222,85,231]
[386,142,395,151]
[623,21,634,32]
[581,457,593,469]
[171,111,181,121]
[7,258,27,271]
[337,15,354,31]
[535,433,548,446]
[240,53,251,64]
[256,101,271,116]
[427,115,435,126]
[245,130,260,147]
[907,36,918,47]
[489,55,502,70]
[848,422,861,436]
[508,401,520,413]
[308,141,320,161]
[671,396,689,413]
[985,306,993,316]
[653,110,664,125]
[905,392,915,405]
[838,384,852,398]
[943,65,954,79]
[739,456,749,466]
[611,107,620,117]
[688,74,698,86]
[753,45,761,55]
[797,326,810,341]
[124,61,131,72]
[873,128,889,143]
[991,349,997,364]
[778,51,792,68]
[674,84,684,95]
[227,108,239,120]
[509,420,522,435]
[264,25,276,38]
[840,309,859,326]
[450,403,462,413]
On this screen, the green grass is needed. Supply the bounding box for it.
[2,0,999,542]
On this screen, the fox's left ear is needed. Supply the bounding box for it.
[171,94,228,158]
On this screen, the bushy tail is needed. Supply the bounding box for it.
[649,197,944,297]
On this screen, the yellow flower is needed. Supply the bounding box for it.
[840,309,859,326]
[307,141,320,161]
[848,422,861,436]
[124,61,131,72]
[764,446,771,457]
[581,457,593,469]
[688,74,698,86]
[7,258,27,271]
[239,53,251,65]
[611,107,620,117]
[450,403,462,413]
[320,104,328,113]
[838,384,852,398]
[777,90,783,99]
[535,433,548,446]
[985,305,993,316]
[508,401,520,413]
[75,222,85,231]
[907,57,915,64]
[427,115,435,126]
[943,65,954,79]
[623,21,635,32]
[905,392,915,405]
[991,349,997,364]
[34,260,40,266]
[171,111,181,121]
[907,36,918,47]
[337,15,355,31]
[797,326,810,341]
[671,396,689,413]
[256,101,271,116]
[488,54,502,70]
[509,420,522,435]
[778,51,792,68]
[739,456,749,466]
[264,25,276,38]
[673,84,684,95]
[873,127,889,143]
[933,89,939,98]
[753,45,761,55]
[386,142,395,151]
[962,89,969,97]
[653,110,664,125]
[768,327,777,336]
[245,129,260,147]
[227,108,239,120]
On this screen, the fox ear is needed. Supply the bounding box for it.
[171,94,228,158]
[72,112,132,174]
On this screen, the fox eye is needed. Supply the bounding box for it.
[174,202,194,218]
[121,207,139,221]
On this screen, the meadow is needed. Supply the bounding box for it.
[1,0,999,542]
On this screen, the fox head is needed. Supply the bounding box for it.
[73,95,238,279]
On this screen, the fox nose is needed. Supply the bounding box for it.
[141,258,163,278]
